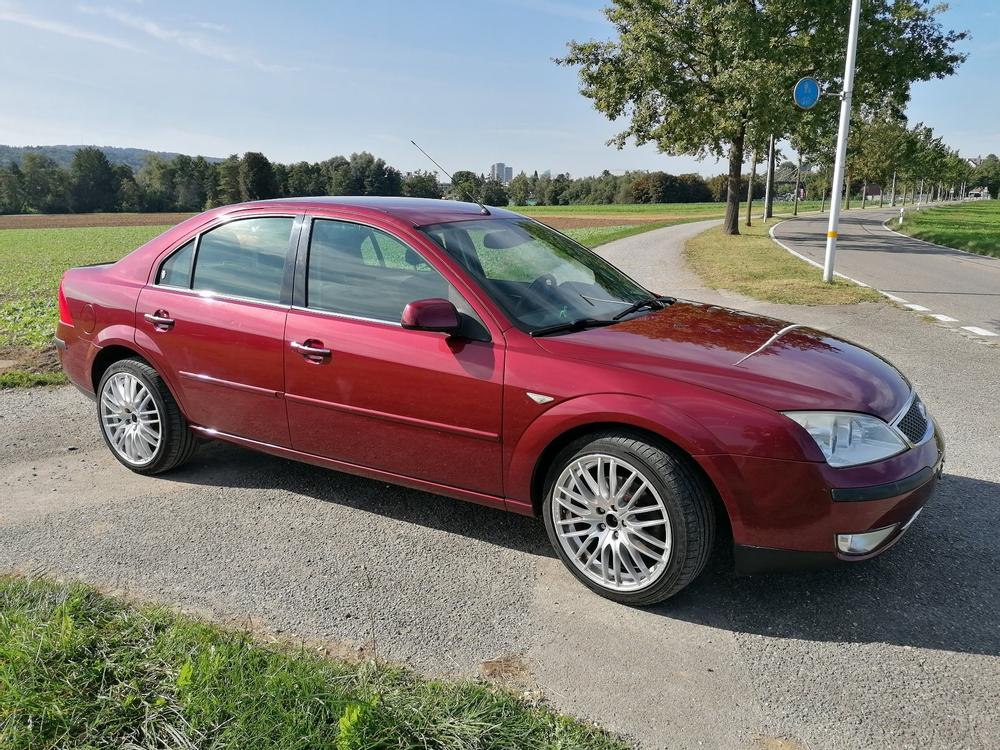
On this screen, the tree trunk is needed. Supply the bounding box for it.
[792,153,802,216]
[723,128,745,236]
[889,170,896,207]
[762,135,776,219]
[845,172,851,210]
[861,180,867,209]
[745,150,758,227]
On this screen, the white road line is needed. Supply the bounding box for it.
[904,303,931,312]
[961,326,998,337]
[768,220,871,287]
[929,314,959,323]
[882,293,909,303]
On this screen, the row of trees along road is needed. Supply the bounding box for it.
[559,0,968,234]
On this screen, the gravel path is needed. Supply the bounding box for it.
[2,220,998,749]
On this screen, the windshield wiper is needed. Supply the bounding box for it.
[530,317,618,337]
[612,295,676,321]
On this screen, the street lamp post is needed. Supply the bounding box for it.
[822,0,863,283]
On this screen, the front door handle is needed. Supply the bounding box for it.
[291,340,332,360]
[144,311,175,329]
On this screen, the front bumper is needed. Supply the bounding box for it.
[697,422,944,574]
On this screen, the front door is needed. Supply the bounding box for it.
[137,215,298,446]
[283,217,504,495]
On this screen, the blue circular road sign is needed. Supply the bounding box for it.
[793,77,821,110]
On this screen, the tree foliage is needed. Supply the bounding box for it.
[558,0,967,233]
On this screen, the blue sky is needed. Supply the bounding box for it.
[0,0,996,177]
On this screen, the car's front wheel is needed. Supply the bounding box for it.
[542,432,715,605]
[97,358,197,475]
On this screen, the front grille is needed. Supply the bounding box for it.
[896,395,929,443]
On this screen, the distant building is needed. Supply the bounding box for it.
[968,186,991,199]
[489,162,510,184]
[504,165,513,183]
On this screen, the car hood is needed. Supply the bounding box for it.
[534,302,911,421]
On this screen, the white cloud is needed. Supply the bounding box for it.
[0,2,141,52]
[78,4,293,73]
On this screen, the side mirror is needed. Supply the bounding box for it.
[401,298,461,334]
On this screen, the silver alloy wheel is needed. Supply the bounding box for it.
[100,372,161,466]
[551,453,672,592]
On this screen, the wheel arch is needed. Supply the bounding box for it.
[91,344,150,391]
[521,421,731,552]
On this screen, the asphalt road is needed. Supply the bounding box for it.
[771,207,1000,338]
[2,221,998,749]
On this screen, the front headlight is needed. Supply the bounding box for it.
[782,411,907,467]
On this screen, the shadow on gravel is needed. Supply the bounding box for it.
[161,441,555,558]
[163,442,998,657]
[665,473,1000,657]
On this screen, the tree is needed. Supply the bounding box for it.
[112,164,143,212]
[287,161,326,196]
[508,171,532,204]
[402,170,443,199]
[239,152,278,201]
[480,179,509,206]
[68,147,116,212]
[20,154,68,213]
[0,163,23,214]
[559,0,967,235]
[447,170,482,203]
[215,155,242,206]
[971,155,999,199]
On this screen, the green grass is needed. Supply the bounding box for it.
[0,370,67,388]
[561,221,679,247]
[889,200,1000,258]
[0,575,629,750]
[684,218,883,305]
[0,226,168,349]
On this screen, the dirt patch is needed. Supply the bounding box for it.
[0,346,60,374]
[0,213,195,230]
[480,653,532,684]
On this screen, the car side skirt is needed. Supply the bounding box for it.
[189,426,508,512]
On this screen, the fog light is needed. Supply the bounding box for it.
[836,524,898,555]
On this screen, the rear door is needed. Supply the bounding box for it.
[137,214,301,446]
[282,216,505,495]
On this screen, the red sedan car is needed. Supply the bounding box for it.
[55,197,943,604]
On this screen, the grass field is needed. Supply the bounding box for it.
[685,218,882,305]
[889,200,1000,258]
[0,575,628,749]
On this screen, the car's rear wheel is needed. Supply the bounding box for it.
[542,432,715,605]
[97,358,197,475]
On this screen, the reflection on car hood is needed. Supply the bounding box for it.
[534,301,911,421]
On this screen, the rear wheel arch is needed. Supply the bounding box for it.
[91,345,149,391]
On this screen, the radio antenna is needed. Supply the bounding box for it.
[410,140,490,215]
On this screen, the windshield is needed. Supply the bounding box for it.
[418,218,653,332]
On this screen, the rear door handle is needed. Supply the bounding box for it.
[291,340,332,359]
[144,312,175,329]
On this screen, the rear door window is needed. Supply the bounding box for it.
[192,217,294,303]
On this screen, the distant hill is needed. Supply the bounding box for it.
[0,145,222,172]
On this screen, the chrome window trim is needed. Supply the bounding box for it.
[889,390,934,447]
[151,284,291,311]
[290,305,402,328]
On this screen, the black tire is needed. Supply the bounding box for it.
[96,358,198,475]
[542,431,715,606]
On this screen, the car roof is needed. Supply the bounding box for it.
[225,196,523,227]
